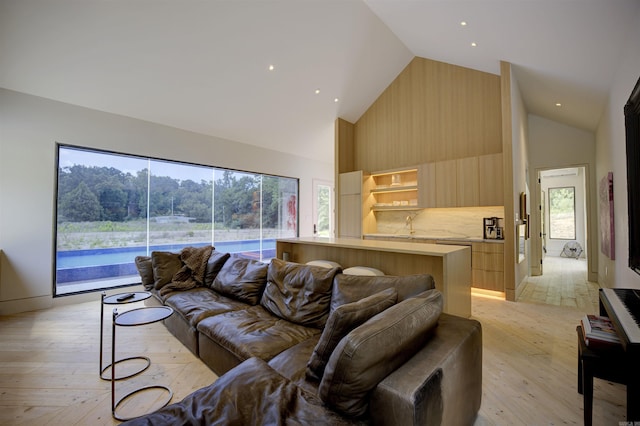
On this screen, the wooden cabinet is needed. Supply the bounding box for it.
[471,242,504,291]
[362,236,505,292]
[369,168,420,211]
[478,153,504,206]
[456,157,479,207]
[435,160,457,207]
[427,153,503,208]
[418,162,437,208]
[338,171,363,238]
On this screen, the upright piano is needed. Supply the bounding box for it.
[599,288,640,420]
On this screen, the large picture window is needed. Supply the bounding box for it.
[55,145,298,296]
[548,186,576,240]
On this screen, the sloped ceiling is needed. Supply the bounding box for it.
[1,0,638,164]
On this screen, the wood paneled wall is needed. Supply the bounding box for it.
[349,57,502,173]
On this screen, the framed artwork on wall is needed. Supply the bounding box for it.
[599,172,615,260]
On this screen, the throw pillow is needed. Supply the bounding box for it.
[211,254,268,305]
[203,250,231,287]
[319,289,443,418]
[260,258,340,328]
[306,287,397,381]
[134,255,154,290]
[151,251,182,290]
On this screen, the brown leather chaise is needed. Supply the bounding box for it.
[129,250,482,425]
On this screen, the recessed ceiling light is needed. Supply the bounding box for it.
[268,64,274,71]
[460,21,467,26]
[471,42,477,47]
[315,89,320,94]
[334,98,339,103]
[555,103,562,107]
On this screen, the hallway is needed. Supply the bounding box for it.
[516,255,600,314]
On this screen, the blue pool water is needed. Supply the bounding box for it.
[56,239,276,284]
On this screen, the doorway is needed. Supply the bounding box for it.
[534,166,589,276]
[312,179,333,237]
[519,165,596,309]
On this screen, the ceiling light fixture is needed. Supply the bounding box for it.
[471,42,477,47]
[460,21,467,26]
[555,103,562,107]
[334,98,339,103]
[315,89,320,94]
[268,64,274,71]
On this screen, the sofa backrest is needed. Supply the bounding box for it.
[330,273,435,313]
[260,258,341,328]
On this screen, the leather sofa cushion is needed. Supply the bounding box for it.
[203,250,231,287]
[134,256,154,290]
[163,287,250,326]
[151,251,182,290]
[119,357,366,426]
[268,337,320,396]
[197,305,321,362]
[211,254,268,305]
[330,273,435,313]
[319,289,443,418]
[306,288,397,381]
[261,258,340,328]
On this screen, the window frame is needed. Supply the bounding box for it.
[547,186,576,240]
[53,143,299,297]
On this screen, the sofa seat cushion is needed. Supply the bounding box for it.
[164,287,250,327]
[320,289,443,418]
[119,357,366,426]
[148,287,180,304]
[197,305,321,362]
[330,273,435,313]
[268,336,320,395]
[260,258,340,328]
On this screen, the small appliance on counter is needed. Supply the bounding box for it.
[483,217,504,240]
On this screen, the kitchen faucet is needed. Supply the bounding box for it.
[406,215,415,235]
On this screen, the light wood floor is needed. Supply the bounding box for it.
[0,259,627,425]
[517,255,601,312]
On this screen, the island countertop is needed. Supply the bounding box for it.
[277,236,471,256]
[276,237,472,317]
[363,233,505,244]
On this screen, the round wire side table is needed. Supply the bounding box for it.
[111,305,174,421]
[99,291,151,380]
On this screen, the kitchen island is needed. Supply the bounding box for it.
[276,237,471,317]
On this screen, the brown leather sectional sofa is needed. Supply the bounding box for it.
[128,247,482,425]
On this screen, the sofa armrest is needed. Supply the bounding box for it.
[370,314,482,425]
[372,367,443,425]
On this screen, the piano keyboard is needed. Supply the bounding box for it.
[602,288,640,344]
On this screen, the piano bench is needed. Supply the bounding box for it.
[576,325,627,426]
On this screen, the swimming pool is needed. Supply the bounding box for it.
[56,239,276,284]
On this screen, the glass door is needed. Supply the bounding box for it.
[313,180,333,237]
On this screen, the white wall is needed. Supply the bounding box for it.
[509,69,530,297]
[0,89,333,314]
[595,7,640,289]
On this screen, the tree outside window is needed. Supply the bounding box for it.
[548,186,575,239]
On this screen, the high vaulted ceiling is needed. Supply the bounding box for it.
[1,1,638,165]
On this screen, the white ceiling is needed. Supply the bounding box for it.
[1,0,638,165]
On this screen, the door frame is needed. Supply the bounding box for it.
[531,164,594,280]
[312,179,334,237]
